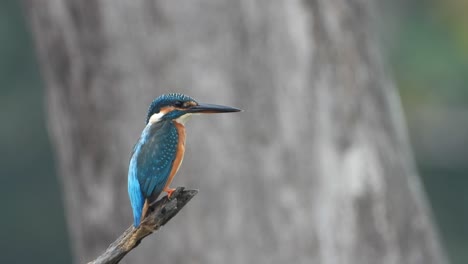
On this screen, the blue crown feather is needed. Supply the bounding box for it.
[146,93,197,123]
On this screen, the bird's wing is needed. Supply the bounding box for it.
[136,120,178,198]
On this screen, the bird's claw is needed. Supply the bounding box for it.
[165,188,176,199]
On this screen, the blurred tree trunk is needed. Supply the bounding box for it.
[25,1,446,264]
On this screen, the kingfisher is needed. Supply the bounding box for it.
[128,93,241,227]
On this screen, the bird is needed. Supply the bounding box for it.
[128,93,241,227]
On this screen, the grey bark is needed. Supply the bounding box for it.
[89,188,198,264]
[25,1,447,264]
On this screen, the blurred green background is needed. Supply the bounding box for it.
[0,0,466,263]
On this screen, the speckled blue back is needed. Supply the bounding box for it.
[136,121,178,197]
[127,120,179,226]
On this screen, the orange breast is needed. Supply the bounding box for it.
[164,121,186,189]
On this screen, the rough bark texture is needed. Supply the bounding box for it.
[88,188,198,264]
[25,1,446,264]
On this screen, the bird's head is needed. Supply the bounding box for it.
[146,93,241,124]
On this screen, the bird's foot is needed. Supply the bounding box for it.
[164,187,176,199]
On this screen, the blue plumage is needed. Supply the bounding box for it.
[128,93,241,227]
[146,93,197,123]
[128,120,179,226]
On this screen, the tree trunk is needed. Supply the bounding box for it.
[25,1,446,263]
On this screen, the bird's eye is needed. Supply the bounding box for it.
[174,101,183,107]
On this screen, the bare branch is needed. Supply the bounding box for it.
[87,187,198,264]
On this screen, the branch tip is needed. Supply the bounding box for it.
[87,187,198,264]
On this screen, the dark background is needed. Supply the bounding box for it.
[1,0,466,263]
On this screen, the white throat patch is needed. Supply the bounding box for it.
[148,112,165,124]
[175,113,192,124]
[149,112,192,125]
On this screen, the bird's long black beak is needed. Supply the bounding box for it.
[188,103,242,114]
